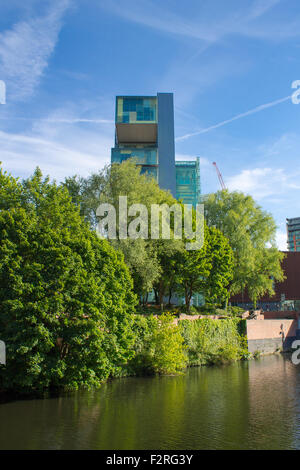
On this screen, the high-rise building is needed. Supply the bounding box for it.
[111,93,176,196]
[287,217,300,252]
[111,92,201,206]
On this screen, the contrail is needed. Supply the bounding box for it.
[0,117,114,124]
[176,95,292,142]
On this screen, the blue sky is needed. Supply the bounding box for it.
[1,0,300,249]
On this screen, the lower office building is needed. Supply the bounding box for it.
[287,217,300,252]
[176,158,201,206]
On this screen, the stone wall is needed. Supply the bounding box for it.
[246,319,298,354]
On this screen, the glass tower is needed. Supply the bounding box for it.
[287,217,300,251]
[111,92,201,206]
[111,93,176,196]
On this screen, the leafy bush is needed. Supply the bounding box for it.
[128,314,187,375]
[228,306,245,316]
[179,318,248,366]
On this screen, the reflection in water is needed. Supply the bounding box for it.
[0,355,299,449]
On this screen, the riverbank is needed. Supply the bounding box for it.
[0,314,249,396]
[3,310,298,397]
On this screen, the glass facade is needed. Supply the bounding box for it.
[111,147,158,165]
[116,97,157,124]
[175,158,201,207]
[113,95,159,183]
[112,94,201,204]
[287,217,300,252]
[140,166,158,180]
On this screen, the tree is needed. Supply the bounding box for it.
[0,166,137,393]
[63,160,184,302]
[63,171,106,228]
[247,247,285,308]
[204,190,284,304]
[205,226,234,306]
[175,223,233,311]
[111,239,161,304]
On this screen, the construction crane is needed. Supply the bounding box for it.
[212,162,227,191]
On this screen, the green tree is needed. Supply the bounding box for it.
[0,166,137,393]
[175,224,233,311]
[64,160,184,302]
[205,226,234,306]
[111,239,161,304]
[204,190,284,304]
[247,247,285,308]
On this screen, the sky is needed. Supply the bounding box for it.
[0,0,300,250]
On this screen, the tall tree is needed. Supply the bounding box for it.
[204,190,284,303]
[0,166,137,392]
[205,226,234,306]
[63,160,184,302]
[175,224,233,311]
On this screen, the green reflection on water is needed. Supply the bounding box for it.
[0,355,299,450]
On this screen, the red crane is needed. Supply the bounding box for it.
[212,162,227,191]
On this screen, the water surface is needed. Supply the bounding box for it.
[0,355,299,449]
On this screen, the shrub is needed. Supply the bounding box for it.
[128,314,187,375]
[179,318,248,366]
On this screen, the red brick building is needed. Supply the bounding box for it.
[230,251,300,311]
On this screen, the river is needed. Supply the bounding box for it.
[0,355,299,450]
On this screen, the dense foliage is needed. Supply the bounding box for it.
[204,190,285,306]
[1,161,283,393]
[179,318,249,366]
[128,313,187,375]
[176,224,234,310]
[0,167,137,392]
[63,160,183,303]
[64,160,234,308]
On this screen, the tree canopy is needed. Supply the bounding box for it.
[204,190,285,304]
[0,166,137,392]
[63,160,184,302]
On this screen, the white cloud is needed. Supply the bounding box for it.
[276,230,288,251]
[227,167,300,200]
[0,126,112,182]
[0,0,70,101]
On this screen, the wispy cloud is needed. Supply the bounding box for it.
[176,95,292,141]
[0,100,114,181]
[0,0,70,101]
[0,126,112,181]
[0,116,114,124]
[100,0,288,44]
